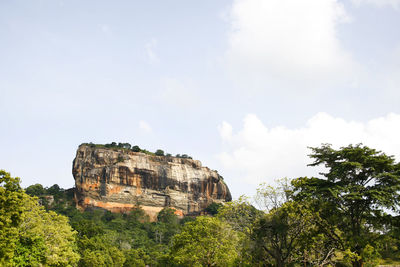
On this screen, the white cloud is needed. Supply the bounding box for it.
[145,38,159,64]
[139,120,152,134]
[218,121,233,142]
[225,0,357,89]
[351,0,400,9]
[218,112,400,187]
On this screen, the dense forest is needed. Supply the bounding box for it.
[1,144,400,266]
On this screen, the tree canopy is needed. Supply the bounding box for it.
[0,170,25,265]
[292,144,400,267]
[169,216,240,266]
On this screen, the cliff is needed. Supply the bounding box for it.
[72,144,231,220]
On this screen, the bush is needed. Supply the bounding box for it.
[205,202,223,215]
[155,149,165,156]
[25,184,46,197]
[131,146,141,152]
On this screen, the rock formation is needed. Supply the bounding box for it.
[72,144,231,220]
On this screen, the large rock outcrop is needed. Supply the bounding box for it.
[72,144,231,220]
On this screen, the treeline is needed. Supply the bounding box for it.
[1,143,400,266]
[82,142,192,159]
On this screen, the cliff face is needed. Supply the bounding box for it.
[72,145,231,220]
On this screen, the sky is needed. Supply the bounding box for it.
[1,0,400,199]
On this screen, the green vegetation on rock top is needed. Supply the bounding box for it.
[81,142,192,159]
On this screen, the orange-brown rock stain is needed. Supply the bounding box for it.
[83,197,135,213]
[133,175,142,195]
[80,181,101,192]
[81,197,183,222]
[107,185,123,195]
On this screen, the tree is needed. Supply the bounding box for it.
[205,202,223,215]
[292,144,400,267]
[255,178,292,212]
[131,145,141,152]
[169,216,240,266]
[123,248,149,267]
[217,196,261,235]
[78,233,125,267]
[13,195,80,266]
[157,207,178,225]
[217,197,264,266]
[25,183,46,197]
[0,170,25,265]
[252,201,326,267]
[155,149,165,156]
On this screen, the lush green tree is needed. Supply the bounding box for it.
[78,233,125,267]
[292,144,400,267]
[25,183,46,197]
[217,196,261,235]
[12,234,47,266]
[150,208,180,246]
[157,207,178,225]
[252,201,320,266]
[71,218,105,238]
[0,170,25,265]
[155,149,165,156]
[217,196,264,266]
[123,248,149,267]
[205,202,223,215]
[14,195,80,266]
[169,216,240,266]
[131,145,141,152]
[47,184,64,198]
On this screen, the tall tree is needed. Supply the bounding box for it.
[292,144,400,267]
[13,195,80,266]
[169,216,240,266]
[0,170,25,266]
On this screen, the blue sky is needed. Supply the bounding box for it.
[1,0,400,198]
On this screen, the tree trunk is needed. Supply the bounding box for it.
[275,258,284,267]
[352,259,363,267]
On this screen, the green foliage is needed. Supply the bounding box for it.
[117,155,124,163]
[12,235,47,266]
[205,202,223,215]
[123,248,149,267]
[14,195,80,266]
[82,143,199,159]
[218,196,261,235]
[131,145,141,152]
[169,216,240,266]
[25,183,46,197]
[0,170,25,265]
[252,201,318,266]
[292,144,400,266]
[157,207,178,224]
[1,171,79,266]
[155,149,165,156]
[78,234,125,267]
[175,153,193,159]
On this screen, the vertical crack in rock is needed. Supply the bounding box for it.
[72,144,232,219]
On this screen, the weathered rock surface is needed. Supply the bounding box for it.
[72,144,231,220]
